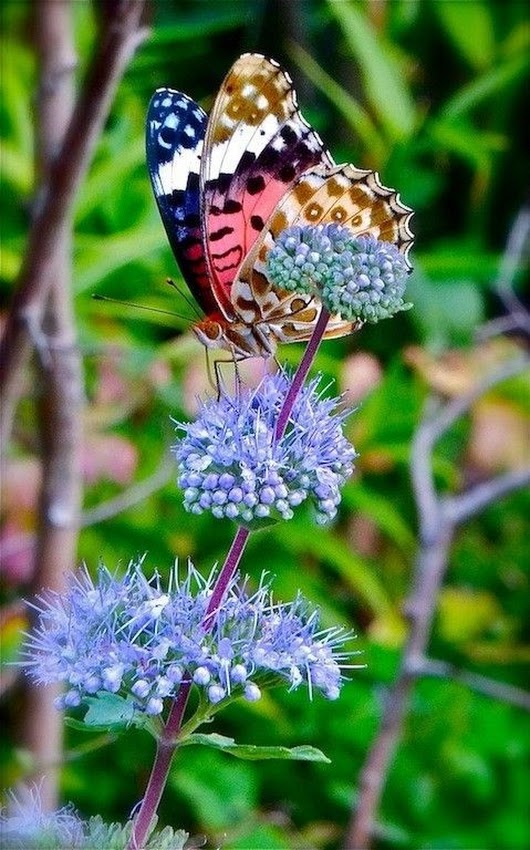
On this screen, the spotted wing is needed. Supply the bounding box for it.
[232,163,414,345]
[146,88,219,316]
[200,53,333,318]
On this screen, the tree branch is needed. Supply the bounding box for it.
[80,460,172,527]
[346,352,530,849]
[416,658,530,712]
[411,355,529,541]
[19,0,79,812]
[0,0,147,445]
[493,202,530,334]
[446,466,530,525]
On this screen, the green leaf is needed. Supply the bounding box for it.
[342,483,415,553]
[289,41,386,162]
[407,268,485,347]
[183,732,331,763]
[441,53,530,120]
[427,119,506,169]
[275,524,392,616]
[434,0,495,70]
[327,0,416,139]
[75,138,145,222]
[74,223,165,293]
[83,693,138,730]
[147,8,251,44]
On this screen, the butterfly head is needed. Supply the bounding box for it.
[193,315,274,359]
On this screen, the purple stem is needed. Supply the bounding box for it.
[275,307,331,441]
[128,527,250,849]
[129,311,332,849]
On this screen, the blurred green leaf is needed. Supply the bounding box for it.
[327,0,417,139]
[407,269,485,346]
[0,143,32,194]
[289,41,386,162]
[75,138,146,222]
[275,524,392,616]
[342,482,415,553]
[147,8,251,45]
[427,119,506,168]
[74,224,164,293]
[433,0,495,70]
[441,53,530,120]
[170,748,257,829]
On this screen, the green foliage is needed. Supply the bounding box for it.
[183,733,330,763]
[1,1,529,849]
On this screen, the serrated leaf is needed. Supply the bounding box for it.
[183,732,330,763]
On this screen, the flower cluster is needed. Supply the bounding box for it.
[266,224,411,323]
[0,787,84,850]
[0,785,187,850]
[173,371,356,527]
[22,562,357,716]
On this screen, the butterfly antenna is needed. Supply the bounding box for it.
[92,294,193,322]
[166,278,202,319]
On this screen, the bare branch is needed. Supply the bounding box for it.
[81,460,172,527]
[416,658,530,712]
[411,355,529,541]
[19,0,80,812]
[0,0,147,445]
[477,204,530,342]
[346,353,529,849]
[494,203,530,332]
[446,466,530,525]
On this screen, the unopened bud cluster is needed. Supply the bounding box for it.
[267,224,411,323]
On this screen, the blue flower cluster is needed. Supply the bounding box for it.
[173,372,356,527]
[23,562,357,716]
[0,787,84,849]
[266,224,411,323]
[0,785,187,850]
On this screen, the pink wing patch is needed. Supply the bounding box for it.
[200,54,332,318]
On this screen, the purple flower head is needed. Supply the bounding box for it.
[266,223,412,323]
[22,562,360,716]
[173,372,356,527]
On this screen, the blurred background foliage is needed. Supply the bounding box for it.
[1,1,529,848]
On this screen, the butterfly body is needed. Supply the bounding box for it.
[146,54,413,358]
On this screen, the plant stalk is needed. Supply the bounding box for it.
[129,310,332,849]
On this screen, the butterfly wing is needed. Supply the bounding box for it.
[232,163,414,345]
[200,53,333,318]
[146,88,219,316]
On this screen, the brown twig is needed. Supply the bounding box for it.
[0,0,147,445]
[477,201,530,341]
[19,0,79,812]
[80,459,172,526]
[345,353,530,849]
[415,658,530,712]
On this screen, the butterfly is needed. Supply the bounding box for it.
[146,53,413,359]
